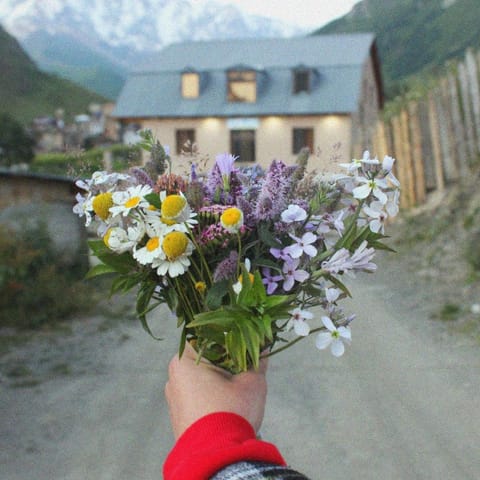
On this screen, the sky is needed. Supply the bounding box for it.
[212,0,361,30]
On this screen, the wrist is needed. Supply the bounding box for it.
[163,412,285,480]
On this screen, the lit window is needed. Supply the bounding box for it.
[230,130,255,162]
[293,69,310,94]
[176,129,196,154]
[182,72,199,98]
[292,128,314,154]
[227,70,256,103]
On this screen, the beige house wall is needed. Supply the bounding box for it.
[139,114,352,175]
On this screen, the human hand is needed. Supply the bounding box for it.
[165,344,268,440]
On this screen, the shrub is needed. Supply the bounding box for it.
[31,149,104,177]
[30,144,141,176]
[0,222,95,329]
[109,144,142,172]
[0,113,35,167]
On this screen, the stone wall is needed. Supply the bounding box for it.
[0,171,88,267]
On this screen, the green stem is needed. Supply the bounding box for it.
[265,326,325,358]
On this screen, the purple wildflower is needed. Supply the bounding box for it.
[215,153,237,177]
[284,232,318,259]
[213,250,239,282]
[128,167,154,187]
[262,267,283,295]
[270,247,291,262]
[282,258,309,291]
[281,204,307,223]
[198,223,228,246]
[349,241,377,273]
[321,248,351,274]
[254,160,294,221]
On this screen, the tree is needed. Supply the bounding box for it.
[0,113,35,167]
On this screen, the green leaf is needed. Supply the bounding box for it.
[258,223,282,248]
[324,273,351,297]
[96,251,137,274]
[88,239,109,256]
[85,263,117,279]
[144,192,162,209]
[261,313,274,342]
[136,281,163,340]
[205,280,229,310]
[188,307,243,328]
[241,322,261,369]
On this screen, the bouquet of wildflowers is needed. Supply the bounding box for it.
[74,131,400,373]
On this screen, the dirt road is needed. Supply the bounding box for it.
[1,262,480,479]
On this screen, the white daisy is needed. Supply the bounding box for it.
[152,231,194,278]
[103,226,135,253]
[110,184,153,217]
[160,192,191,223]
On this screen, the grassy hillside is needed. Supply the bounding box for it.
[22,31,127,100]
[314,0,480,97]
[0,25,106,125]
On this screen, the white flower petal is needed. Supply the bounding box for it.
[338,326,352,341]
[353,183,371,200]
[315,332,332,350]
[321,316,336,332]
[331,340,345,357]
[294,320,310,337]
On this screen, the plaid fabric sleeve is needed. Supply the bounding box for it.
[210,461,311,480]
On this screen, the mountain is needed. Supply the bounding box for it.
[0,24,106,124]
[0,0,302,99]
[314,0,480,97]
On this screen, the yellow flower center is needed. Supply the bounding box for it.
[103,228,113,248]
[195,281,207,294]
[161,195,186,219]
[221,207,242,227]
[146,236,160,252]
[92,192,113,220]
[125,196,140,209]
[238,273,255,285]
[162,231,189,260]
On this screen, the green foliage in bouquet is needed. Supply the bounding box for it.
[73,132,401,373]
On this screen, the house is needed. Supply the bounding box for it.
[113,33,383,172]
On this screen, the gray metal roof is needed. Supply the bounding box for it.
[114,33,376,118]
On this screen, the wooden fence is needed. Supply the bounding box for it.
[371,48,480,209]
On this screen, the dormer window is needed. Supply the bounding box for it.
[293,68,311,94]
[227,70,256,103]
[182,72,200,98]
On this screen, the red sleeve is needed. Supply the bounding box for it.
[163,412,286,480]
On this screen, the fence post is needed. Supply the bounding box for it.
[438,80,458,182]
[391,115,411,208]
[446,69,469,177]
[465,48,480,153]
[457,60,477,162]
[427,92,445,192]
[408,101,426,204]
[373,120,388,160]
[400,109,416,206]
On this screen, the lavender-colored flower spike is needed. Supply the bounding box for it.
[215,153,237,176]
[213,250,239,282]
[255,160,295,221]
[128,167,155,187]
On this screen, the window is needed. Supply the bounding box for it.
[227,70,256,103]
[176,129,196,154]
[181,72,199,98]
[230,130,255,162]
[293,69,310,94]
[292,128,314,154]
